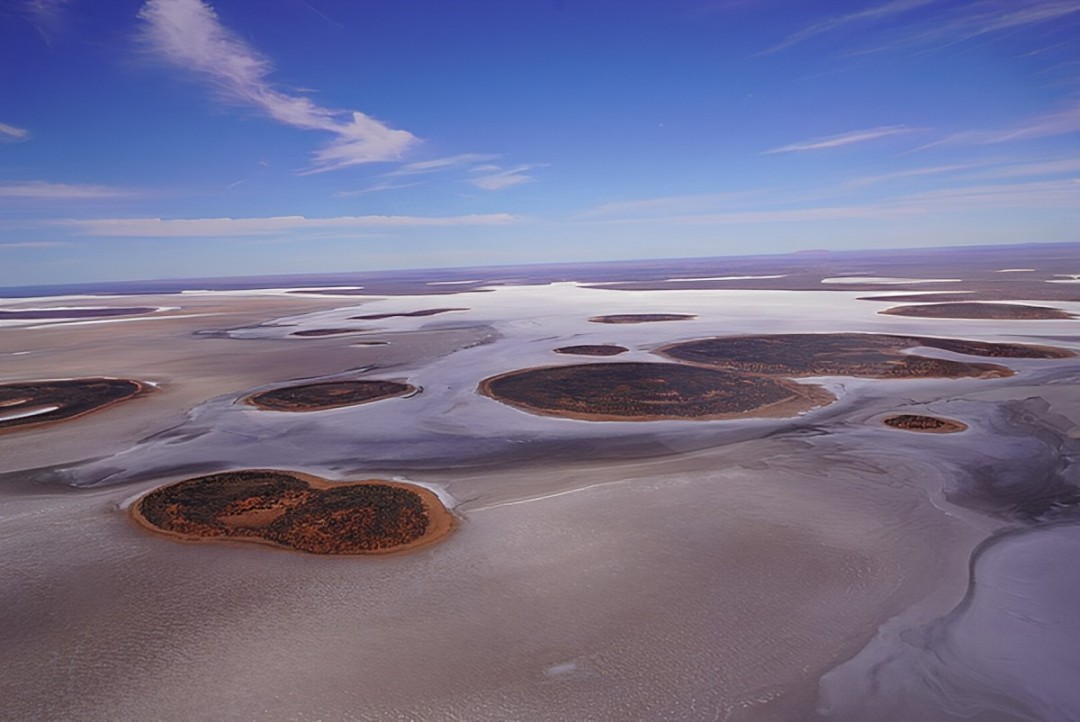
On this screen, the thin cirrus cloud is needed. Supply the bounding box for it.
[137,0,418,173]
[587,178,1080,226]
[0,180,135,199]
[923,100,1080,149]
[390,153,501,176]
[0,121,30,141]
[764,125,920,154]
[60,213,518,237]
[758,0,935,55]
[469,164,544,191]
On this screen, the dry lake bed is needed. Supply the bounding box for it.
[2,247,1079,721]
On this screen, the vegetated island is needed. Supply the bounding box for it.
[589,314,696,324]
[350,308,467,320]
[478,362,830,421]
[554,344,629,356]
[879,302,1076,320]
[882,414,968,433]
[658,333,1072,379]
[290,328,368,337]
[244,380,415,411]
[0,378,147,433]
[131,470,453,555]
[0,307,156,320]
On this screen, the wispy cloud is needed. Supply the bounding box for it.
[0,241,68,250]
[469,164,543,191]
[844,163,980,187]
[759,0,935,55]
[0,181,134,199]
[924,100,1080,148]
[0,122,30,141]
[61,213,518,237]
[764,125,920,154]
[585,178,1080,226]
[390,153,500,176]
[334,181,422,197]
[964,156,1080,180]
[138,0,418,172]
[577,189,767,219]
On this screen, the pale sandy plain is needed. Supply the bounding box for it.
[2,255,1079,720]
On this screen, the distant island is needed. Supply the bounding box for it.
[244,380,415,411]
[479,361,829,421]
[553,344,629,356]
[882,414,968,433]
[132,470,453,555]
[589,314,696,324]
[0,378,147,433]
[880,302,1075,320]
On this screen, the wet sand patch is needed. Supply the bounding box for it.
[131,469,453,555]
[882,414,968,433]
[478,362,828,421]
[589,314,696,324]
[0,378,147,433]
[880,302,1075,320]
[554,345,629,356]
[244,380,415,411]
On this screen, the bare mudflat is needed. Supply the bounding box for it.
[0,378,145,433]
[553,344,629,356]
[132,470,452,554]
[290,327,368,337]
[880,302,1075,320]
[659,333,1071,379]
[588,313,696,323]
[245,380,415,411]
[882,414,968,433]
[350,308,467,320]
[479,362,827,421]
[0,307,156,320]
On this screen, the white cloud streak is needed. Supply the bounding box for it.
[0,181,134,199]
[391,153,500,176]
[925,100,1080,148]
[0,122,30,141]
[586,178,1080,226]
[765,125,919,154]
[760,0,936,55]
[470,164,542,190]
[138,0,418,172]
[61,213,519,237]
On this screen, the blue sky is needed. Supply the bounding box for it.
[2,0,1079,285]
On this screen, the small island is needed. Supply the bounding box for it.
[658,333,1072,380]
[880,302,1075,320]
[882,414,968,433]
[589,314,696,324]
[0,307,156,320]
[0,378,147,433]
[554,344,629,356]
[132,470,453,555]
[479,362,828,421]
[244,380,415,411]
[290,328,368,337]
[350,308,467,320]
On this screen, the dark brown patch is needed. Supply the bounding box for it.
[589,314,696,324]
[0,378,146,433]
[245,380,414,411]
[879,302,1074,320]
[882,414,968,433]
[133,470,452,555]
[554,345,629,356]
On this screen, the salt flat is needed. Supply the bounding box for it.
[1,259,1079,720]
